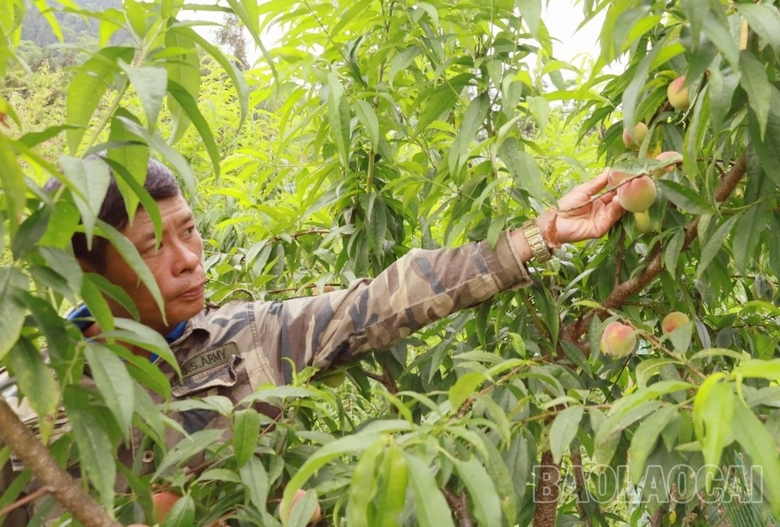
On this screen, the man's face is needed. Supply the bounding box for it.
[100,195,206,334]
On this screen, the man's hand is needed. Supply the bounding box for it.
[536,168,625,246]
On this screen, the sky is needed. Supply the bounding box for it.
[542,1,605,64]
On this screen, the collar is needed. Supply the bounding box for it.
[67,304,190,360]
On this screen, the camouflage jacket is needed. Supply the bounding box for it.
[1,231,531,515]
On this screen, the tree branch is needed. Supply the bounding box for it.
[443,486,474,527]
[0,398,121,527]
[533,451,560,527]
[566,151,748,342]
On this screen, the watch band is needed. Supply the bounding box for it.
[522,219,553,264]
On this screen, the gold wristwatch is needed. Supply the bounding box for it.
[522,219,553,264]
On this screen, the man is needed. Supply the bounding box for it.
[2,157,624,524]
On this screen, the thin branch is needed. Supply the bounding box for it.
[533,451,560,527]
[571,448,592,527]
[0,398,121,527]
[443,486,474,527]
[0,485,54,517]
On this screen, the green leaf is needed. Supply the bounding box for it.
[66,46,135,153]
[448,93,489,182]
[414,75,470,136]
[732,202,766,274]
[736,4,780,56]
[516,0,542,38]
[167,80,220,178]
[635,358,683,389]
[657,180,713,214]
[453,456,502,527]
[7,339,59,437]
[68,408,116,510]
[404,453,455,527]
[94,220,166,325]
[11,206,49,260]
[101,317,179,375]
[707,68,739,137]
[740,50,771,140]
[693,375,734,490]
[161,494,195,527]
[749,88,780,187]
[549,406,583,464]
[366,196,387,254]
[118,62,168,129]
[448,371,484,410]
[107,108,148,221]
[39,201,80,250]
[354,100,379,149]
[153,429,224,479]
[621,43,662,137]
[629,406,679,484]
[348,438,384,527]
[701,9,739,68]
[327,71,351,167]
[0,280,27,361]
[0,137,27,239]
[374,443,409,527]
[732,403,780,516]
[133,382,164,444]
[164,30,201,144]
[233,409,261,467]
[84,343,135,434]
[59,155,111,243]
[499,140,544,202]
[697,215,739,278]
[239,455,269,512]
[171,27,248,127]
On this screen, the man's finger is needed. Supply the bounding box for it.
[574,168,611,196]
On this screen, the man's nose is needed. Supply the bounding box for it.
[170,238,201,275]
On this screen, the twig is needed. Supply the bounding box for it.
[571,448,592,527]
[0,398,121,527]
[533,451,560,527]
[443,487,474,527]
[0,485,54,517]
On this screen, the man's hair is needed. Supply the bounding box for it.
[44,156,181,269]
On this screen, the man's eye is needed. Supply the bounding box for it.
[185,226,196,235]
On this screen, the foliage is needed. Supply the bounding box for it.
[2,0,780,526]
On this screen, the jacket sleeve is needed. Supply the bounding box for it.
[252,230,533,383]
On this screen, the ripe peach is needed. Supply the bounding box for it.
[152,491,181,524]
[622,122,648,150]
[617,176,657,212]
[283,489,322,525]
[608,169,631,188]
[633,210,652,233]
[661,312,690,334]
[600,322,637,358]
[667,77,690,111]
[652,151,683,178]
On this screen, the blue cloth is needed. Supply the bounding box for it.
[67,304,187,362]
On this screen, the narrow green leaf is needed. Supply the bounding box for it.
[366,197,387,254]
[59,155,111,243]
[84,343,135,434]
[516,0,542,37]
[68,408,116,510]
[479,436,517,525]
[66,46,135,153]
[94,220,166,325]
[453,456,502,527]
[233,409,261,467]
[657,180,713,214]
[7,339,59,437]
[621,43,662,137]
[239,455,269,512]
[354,100,379,149]
[499,140,544,202]
[448,371,484,410]
[118,62,168,129]
[153,429,224,479]
[740,51,771,140]
[165,30,201,144]
[697,215,739,278]
[549,406,584,464]
[702,9,739,68]
[707,68,739,137]
[107,108,148,221]
[101,317,179,375]
[172,27,248,127]
[736,4,780,55]
[327,71,351,167]
[732,202,766,274]
[448,93,489,181]
[375,444,409,527]
[167,80,220,179]
[749,89,780,187]
[732,403,780,515]
[161,494,195,527]
[629,406,679,484]
[348,438,384,527]
[404,453,455,527]
[0,137,27,238]
[693,376,734,489]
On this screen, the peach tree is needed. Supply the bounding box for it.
[1,0,780,526]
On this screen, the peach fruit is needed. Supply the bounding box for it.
[661,312,690,334]
[617,175,657,212]
[667,77,690,111]
[623,122,648,150]
[600,322,637,358]
[633,210,652,233]
[608,169,631,188]
[284,489,322,525]
[652,151,683,177]
[152,491,181,524]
